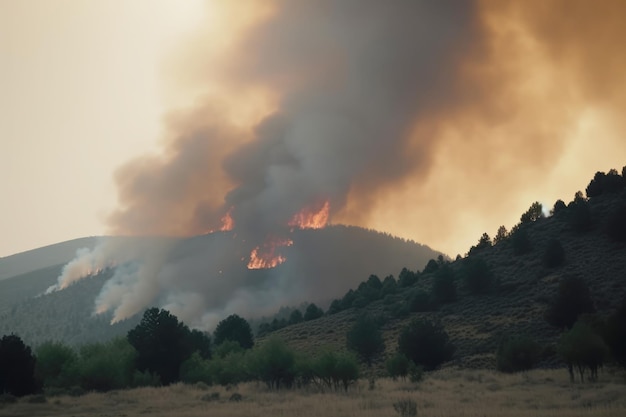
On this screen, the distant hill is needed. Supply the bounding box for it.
[264,176,626,371]
[0,225,441,347]
[0,237,99,281]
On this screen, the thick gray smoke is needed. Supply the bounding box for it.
[52,0,626,329]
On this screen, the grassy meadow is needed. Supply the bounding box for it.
[2,368,625,417]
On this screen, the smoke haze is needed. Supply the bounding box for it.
[53,0,626,327]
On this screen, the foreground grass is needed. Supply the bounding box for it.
[2,368,626,417]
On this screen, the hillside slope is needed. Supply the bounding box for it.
[0,225,441,346]
[268,188,626,370]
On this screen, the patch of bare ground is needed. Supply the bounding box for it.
[2,369,625,417]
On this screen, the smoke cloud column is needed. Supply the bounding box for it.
[53,0,626,327]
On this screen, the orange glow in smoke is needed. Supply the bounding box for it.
[219,208,234,231]
[289,201,330,230]
[247,237,294,269]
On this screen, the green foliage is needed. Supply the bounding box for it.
[386,353,409,380]
[35,341,78,388]
[545,277,595,330]
[128,308,206,385]
[510,227,532,255]
[304,303,324,321]
[311,350,360,392]
[0,334,39,396]
[214,314,254,349]
[249,337,296,390]
[432,265,456,303]
[77,337,136,392]
[397,319,454,371]
[407,362,424,383]
[496,335,541,373]
[346,314,385,366]
[461,257,494,294]
[543,239,565,268]
[179,352,212,385]
[409,290,438,312]
[493,225,508,244]
[520,202,544,224]
[558,322,609,382]
[606,204,626,242]
[214,339,244,358]
[207,351,248,386]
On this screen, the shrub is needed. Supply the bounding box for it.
[312,350,359,392]
[386,353,410,380]
[545,276,595,329]
[77,338,135,392]
[397,319,454,371]
[606,205,626,242]
[432,265,456,303]
[179,352,211,385]
[248,337,296,390]
[346,314,385,366]
[496,335,541,373]
[407,362,424,383]
[543,239,565,268]
[461,258,494,294]
[558,322,609,382]
[35,341,78,389]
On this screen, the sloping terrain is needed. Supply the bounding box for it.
[0,225,441,347]
[269,188,626,370]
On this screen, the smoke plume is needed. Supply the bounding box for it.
[53,0,626,328]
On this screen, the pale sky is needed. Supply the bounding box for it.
[2,1,626,259]
[1,1,206,256]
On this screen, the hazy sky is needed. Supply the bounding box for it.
[1,1,206,256]
[2,1,626,258]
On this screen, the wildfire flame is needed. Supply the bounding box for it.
[219,209,234,231]
[289,200,330,230]
[247,237,294,270]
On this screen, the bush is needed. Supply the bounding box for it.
[432,265,456,303]
[248,337,296,390]
[543,239,565,268]
[179,352,211,385]
[606,205,626,242]
[407,362,424,383]
[77,338,135,392]
[312,350,359,392]
[558,321,609,382]
[461,258,494,294]
[386,353,409,380]
[496,335,541,373]
[545,276,595,330]
[346,314,385,366]
[35,341,78,389]
[397,319,454,371]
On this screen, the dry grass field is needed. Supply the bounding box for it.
[2,368,625,417]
